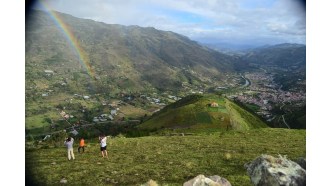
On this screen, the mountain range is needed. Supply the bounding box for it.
[24,9,306,186]
[26,10,242,95]
[25,10,305,133]
[242,43,306,69]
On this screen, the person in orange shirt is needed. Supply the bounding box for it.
[78,138,85,153]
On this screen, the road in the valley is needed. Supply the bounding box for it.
[282,115,290,129]
[241,75,251,88]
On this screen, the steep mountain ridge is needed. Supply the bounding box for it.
[26,10,239,94]
[242,43,306,68]
[241,43,306,91]
[25,10,304,133]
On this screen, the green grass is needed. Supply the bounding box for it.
[26,128,305,186]
[195,112,212,123]
[207,105,227,113]
[26,115,49,129]
[225,100,267,129]
[25,110,63,129]
[244,103,260,113]
[139,95,267,131]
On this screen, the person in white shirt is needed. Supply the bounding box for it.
[64,137,75,160]
[99,134,108,158]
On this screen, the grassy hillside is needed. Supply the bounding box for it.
[138,94,268,131]
[242,43,306,91]
[243,43,306,68]
[26,128,305,186]
[25,10,242,134]
[26,10,238,93]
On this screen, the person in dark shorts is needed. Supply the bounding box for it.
[78,137,85,153]
[99,134,108,158]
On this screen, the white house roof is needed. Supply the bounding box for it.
[44,70,54,73]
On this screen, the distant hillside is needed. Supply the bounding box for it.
[242,43,306,69]
[242,43,306,91]
[201,42,257,56]
[26,10,239,94]
[138,94,268,131]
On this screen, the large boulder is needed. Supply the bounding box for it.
[245,154,306,186]
[183,174,232,186]
[294,157,306,170]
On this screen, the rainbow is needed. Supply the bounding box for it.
[38,1,95,79]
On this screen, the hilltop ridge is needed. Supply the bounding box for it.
[139,94,268,132]
[26,9,240,93]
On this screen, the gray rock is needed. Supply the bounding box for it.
[245,154,306,186]
[209,175,232,186]
[105,178,115,184]
[183,174,232,186]
[294,157,306,170]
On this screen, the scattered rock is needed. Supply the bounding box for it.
[245,154,306,186]
[141,179,158,186]
[60,178,67,184]
[105,178,118,184]
[97,162,102,165]
[209,175,232,186]
[51,162,56,165]
[183,174,232,186]
[105,178,112,184]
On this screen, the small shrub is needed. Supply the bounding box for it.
[116,133,126,138]
[26,134,35,141]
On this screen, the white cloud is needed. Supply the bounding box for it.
[36,0,305,46]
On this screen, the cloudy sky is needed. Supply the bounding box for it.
[33,0,305,47]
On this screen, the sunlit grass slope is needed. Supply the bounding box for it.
[138,94,268,131]
[26,128,305,186]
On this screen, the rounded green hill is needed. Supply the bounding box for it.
[138,94,268,132]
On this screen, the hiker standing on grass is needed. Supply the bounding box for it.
[64,137,75,160]
[78,138,85,153]
[99,134,108,158]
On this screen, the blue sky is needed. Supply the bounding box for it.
[33,0,306,46]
